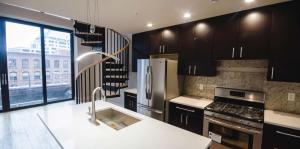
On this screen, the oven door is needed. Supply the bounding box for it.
[203,116,262,149]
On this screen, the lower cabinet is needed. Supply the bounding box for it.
[124,92,137,112]
[169,102,204,135]
[263,123,300,149]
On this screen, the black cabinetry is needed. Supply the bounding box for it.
[267,1,300,83]
[124,92,137,112]
[263,123,300,149]
[169,102,204,135]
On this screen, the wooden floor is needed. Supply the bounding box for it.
[0,101,75,149]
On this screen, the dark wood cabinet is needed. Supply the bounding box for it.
[212,13,240,60]
[149,27,179,54]
[132,32,150,72]
[263,123,300,149]
[124,92,137,112]
[178,20,216,76]
[132,1,300,82]
[149,29,162,54]
[169,102,204,135]
[213,7,271,60]
[238,7,272,59]
[161,26,179,54]
[268,1,300,82]
[178,22,196,75]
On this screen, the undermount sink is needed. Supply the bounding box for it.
[94,108,141,130]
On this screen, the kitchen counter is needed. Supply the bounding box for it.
[38,100,211,149]
[124,88,137,94]
[170,96,213,109]
[264,110,300,131]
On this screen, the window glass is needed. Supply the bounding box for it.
[44,29,72,102]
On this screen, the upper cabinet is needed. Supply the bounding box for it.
[132,32,150,72]
[267,1,300,82]
[212,13,240,60]
[161,26,179,54]
[148,27,179,55]
[178,20,216,76]
[238,7,272,59]
[213,7,271,60]
[132,1,300,82]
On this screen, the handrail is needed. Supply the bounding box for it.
[76,43,129,78]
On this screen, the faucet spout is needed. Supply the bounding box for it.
[89,87,106,125]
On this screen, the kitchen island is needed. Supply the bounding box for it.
[38,100,211,149]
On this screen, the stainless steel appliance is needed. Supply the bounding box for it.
[137,58,179,121]
[203,87,265,149]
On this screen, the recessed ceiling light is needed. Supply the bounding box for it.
[147,23,153,27]
[245,0,255,3]
[184,12,191,18]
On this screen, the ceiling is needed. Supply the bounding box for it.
[0,0,290,34]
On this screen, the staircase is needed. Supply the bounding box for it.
[74,21,129,104]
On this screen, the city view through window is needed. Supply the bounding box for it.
[4,22,72,108]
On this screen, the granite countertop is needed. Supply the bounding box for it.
[124,88,137,94]
[170,96,213,109]
[264,110,300,131]
[38,100,211,149]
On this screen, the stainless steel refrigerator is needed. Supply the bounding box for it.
[137,58,180,121]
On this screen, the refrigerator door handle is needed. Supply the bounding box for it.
[145,68,149,95]
[149,66,153,98]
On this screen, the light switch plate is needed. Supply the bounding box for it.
[288,93,296,101]
[198,84,204,90]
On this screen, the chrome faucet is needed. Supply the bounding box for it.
[89,87,106,125]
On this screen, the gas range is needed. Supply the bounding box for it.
[204,87,265,129]
[203,87,265,149]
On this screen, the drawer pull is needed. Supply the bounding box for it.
[176,107,195,113]
[276,131,300,139]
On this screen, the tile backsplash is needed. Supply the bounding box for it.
[183,60,300,114]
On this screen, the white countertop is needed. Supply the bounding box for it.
[38,100,211,149]
[170,96,213,109]
[265,110,300,131]
[124,88,137,94]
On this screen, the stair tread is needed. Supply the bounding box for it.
[82,41,102,44]
[75,32,103,36]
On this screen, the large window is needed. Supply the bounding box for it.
[5,21,44,108]
[44,29,72,102]
[0,18,73,111]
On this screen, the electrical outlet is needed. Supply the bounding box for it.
[198,84,204,90]
[288,93,296,102]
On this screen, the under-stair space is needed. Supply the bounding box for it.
[74,21,129,104]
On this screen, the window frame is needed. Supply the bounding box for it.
[0,16,75,112]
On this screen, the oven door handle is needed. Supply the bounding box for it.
[205,116,262,135]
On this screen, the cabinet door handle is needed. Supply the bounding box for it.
[185,115,189,125]
[159,45,162,53]
[240,46,243,58]
[271,67,274,80]
[176,106,195,113]
[180,114,183,124]
[4,74,7,85]
[0,74,3,85]
[2,74,7,85]
[193,65,196,75]
[163,45,165,53]
[232,47,235,58]
[276,131,300,139]
[188,65,191,75]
